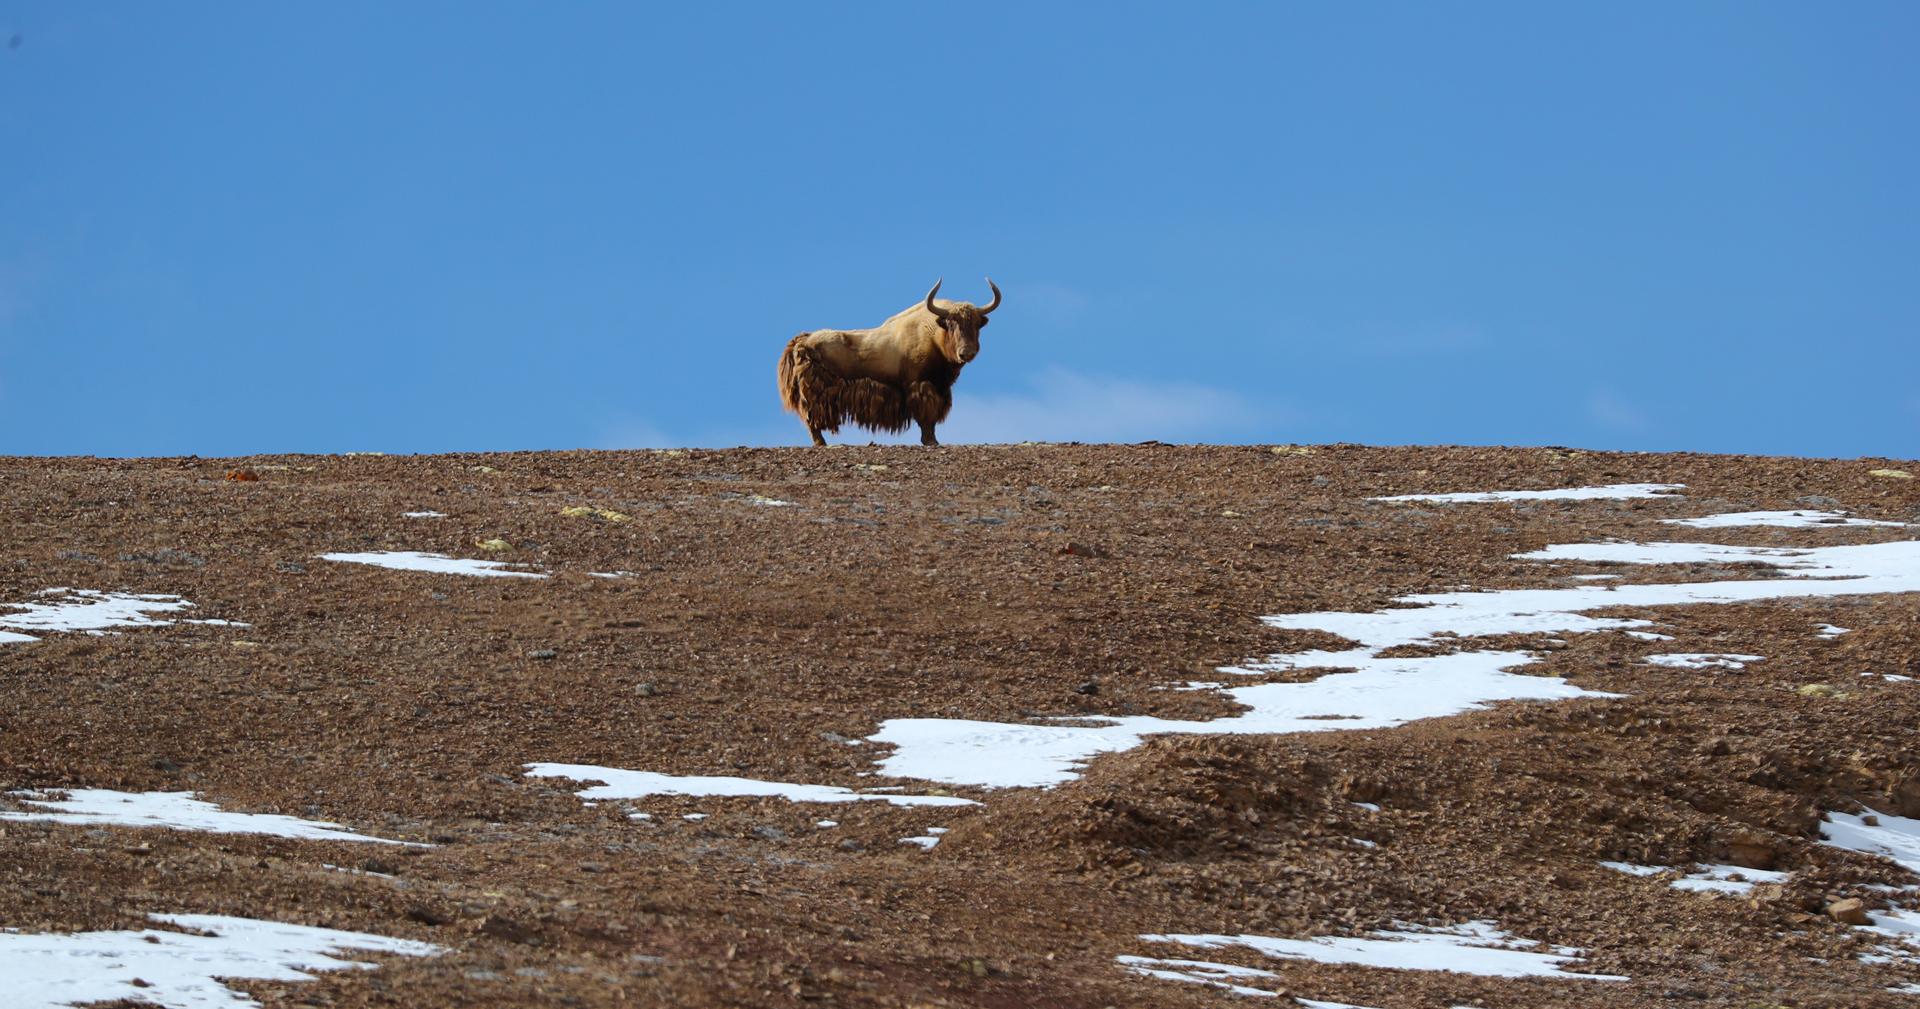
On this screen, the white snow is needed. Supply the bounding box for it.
[1,912,443,1009]
[1116,955,1281,998]
[899,834,941,850]
[321,863,396,879]
[1139,921,1626,981]
[868,537,1920,789]
[0,789,423,845]
[746,494,796,507]
[1667,864,1790,895]
[1817,623,1851,637]
[1820,808,1920,875]
[1625,630,1676,641]
[1663,510,1905,529]
[1371,483,1685,503]
[1600,861,1669,877]
[317,551,547,578]
[1644,653,1764,670]
[1516,540,1820,568]
[0,589,204,644]
[1351,802,1381,812]
[681,813,707,821]
[870,649,1613,789]
[815,820,838,828]
[1888,674,1915,683]
[401,510,446,519]
[522,764,978,808]
[588,571,638,579]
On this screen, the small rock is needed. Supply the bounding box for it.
[1074,680,1099,696]
[361,858,399,876]
[578,862,608,874]
[818,730,852,744]
[528,649,558,660]
[406,905,450,926]
[476,914,540,945]
[633,682,657,697]
[1725,830,1777,869]
[1057,542,1109,559]
[837,839,865,852]
[275,561,307,574]
[1795,495,1841,508]
[1826,897,1870,925]
[751,826,787,841]
[150,757,183,773]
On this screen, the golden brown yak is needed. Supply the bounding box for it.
[777,278,1001,446]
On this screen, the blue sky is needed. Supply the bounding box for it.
[2,3,1914,458]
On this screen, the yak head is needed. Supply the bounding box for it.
[923,278,1001,366]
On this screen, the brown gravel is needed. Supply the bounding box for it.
[3,443,1919,1007]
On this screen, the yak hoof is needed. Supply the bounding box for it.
[809,429,827,447]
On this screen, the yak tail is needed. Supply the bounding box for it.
[777,334,809,416]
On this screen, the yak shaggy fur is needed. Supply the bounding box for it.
[777,280,998,446]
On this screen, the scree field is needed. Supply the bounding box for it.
[3,444,1919,1008]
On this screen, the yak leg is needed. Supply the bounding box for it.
[908,381,950,448]
[808,424,827,447]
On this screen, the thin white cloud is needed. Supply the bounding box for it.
[1585,388,1651,433]
[940,368,1283,444]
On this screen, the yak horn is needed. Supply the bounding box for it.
[924,279,953,320]
[980,277,1002,315]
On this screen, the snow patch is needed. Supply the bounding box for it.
[1816,623,1850,637]
[1600,861,1669,877]
[318,551,547,578]
[0,790,423,845]
[1820,808,1920,875]
[0,589,203,644]
[1644,653,1763,670]
[1667,864,1790,896]
[1662,510,1904,529]
[869,538,1920,789]
[1,912,443,1009]
[522,764,977,808]
[1138,921,1626,981]
[401,510,446,519]
[1372,483,1685,503]
[1117,955,1281,998]
[899,834,941,850]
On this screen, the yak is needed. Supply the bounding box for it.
[777,278,1001,446]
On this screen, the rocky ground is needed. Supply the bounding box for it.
[3,443,1919,1008]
